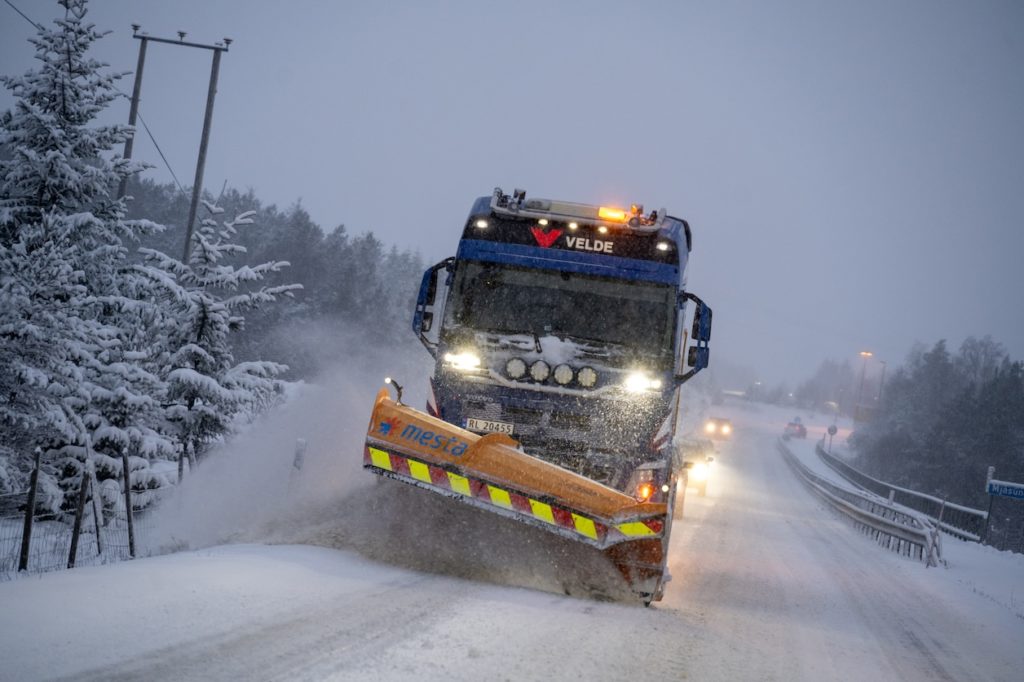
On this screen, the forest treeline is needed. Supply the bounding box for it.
[796,338,1024,508]
[0,1,423,514]
[850,337,1024,508]
[123,178,424,379]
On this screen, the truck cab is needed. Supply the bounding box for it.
[413,188,711,504]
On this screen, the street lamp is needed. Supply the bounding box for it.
[875,360,888,403]
[856,351,873,422]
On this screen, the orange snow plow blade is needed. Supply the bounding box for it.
[363,388,671,602]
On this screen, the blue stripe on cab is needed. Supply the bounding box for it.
[456,240,679,285]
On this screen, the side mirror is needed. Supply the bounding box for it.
[675,292,712,385]
[412,257,453,356]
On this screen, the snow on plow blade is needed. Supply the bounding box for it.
[364,388,670,601]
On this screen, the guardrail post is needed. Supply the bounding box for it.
[983,465,995,543]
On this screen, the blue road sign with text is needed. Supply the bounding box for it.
[987,481,1024,499]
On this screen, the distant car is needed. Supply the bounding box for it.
[783,416,807,439]
[703,417,732,439]
[675,437,716,498]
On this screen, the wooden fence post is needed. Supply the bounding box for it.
[121,451,136,558]
[18,448,42,572]
[89,459,103,556]
[68,464,90,569]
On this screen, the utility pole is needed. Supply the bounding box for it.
[117,26,147,200]
[119,26,231,262]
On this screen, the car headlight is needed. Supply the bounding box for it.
[553,363,574,385]
[623,371,663,393]
[721,424,732,435]
[705,422,717,434]
[690,461,709,482]
[505,357,526,380]
[444,350,481,371]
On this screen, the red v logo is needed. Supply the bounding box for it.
[530,227,562,248]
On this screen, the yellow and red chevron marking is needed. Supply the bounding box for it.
[364,445,663,547]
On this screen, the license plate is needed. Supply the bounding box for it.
[466,418,514,435]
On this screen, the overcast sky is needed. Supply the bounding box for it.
[3,0,1023,387]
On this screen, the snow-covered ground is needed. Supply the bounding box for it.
[2,397,1023,681]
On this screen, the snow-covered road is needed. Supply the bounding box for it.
[3,400,1023,681]
[662,403,1023,681]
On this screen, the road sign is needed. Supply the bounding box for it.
[987,480,1024,499]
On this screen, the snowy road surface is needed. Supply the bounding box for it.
[3,401,1023,681]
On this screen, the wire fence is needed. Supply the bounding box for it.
[0,491,162,580]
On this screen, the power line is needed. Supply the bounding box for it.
[3,0,191,201]
[132,109,190,199]
[2,0,41,30]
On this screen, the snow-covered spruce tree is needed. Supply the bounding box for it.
[141,203,300,479]
[0,0,175,509]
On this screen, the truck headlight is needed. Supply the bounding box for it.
[444,351,481,371]
[623,371,663,393]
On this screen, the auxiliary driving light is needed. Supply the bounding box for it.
[529,360,551,382]
[553,364,574,385]
[505,357,526,380]
[577,366,598,388]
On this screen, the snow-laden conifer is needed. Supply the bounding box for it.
[0,0,172,508]
[141,203,301,478]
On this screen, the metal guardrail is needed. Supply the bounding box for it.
[777,439,942,566]
[814,441,987,541]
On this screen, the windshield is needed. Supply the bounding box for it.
[442,260,676,356]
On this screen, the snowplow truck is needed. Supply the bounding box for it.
[364,188,712,604]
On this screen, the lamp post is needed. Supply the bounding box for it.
[856,350,873,422]
[876,360,888,404]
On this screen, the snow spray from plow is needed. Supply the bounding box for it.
[364,388,672,604]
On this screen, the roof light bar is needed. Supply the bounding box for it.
[598,206,628,222]
[490,187,666,231]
